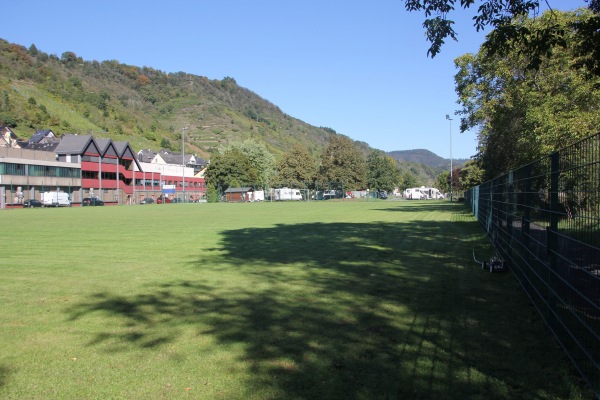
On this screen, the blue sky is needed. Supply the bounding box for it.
[1,0,588,159]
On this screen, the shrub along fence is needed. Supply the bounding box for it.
[465,133,600,397]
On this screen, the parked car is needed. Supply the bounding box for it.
[157,196,171,204]
[140,197,155,204]
[24,199,43,208]
[82,197,105,206]
[379,191,388,200]
[322,190,338,200]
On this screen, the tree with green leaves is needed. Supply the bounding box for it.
[205,182,220,203]
[434,167,463,195]
[222,139,276,188]
[318,135,366,190]
[366,150,401,193]
[400,171,419,191]
[459,159,485,190]
[204,148,258,191]
[455,9,600,179]
[274,144,317,188]
[405,0,600,74]
[435,171,450,193]
[61,51,80,68]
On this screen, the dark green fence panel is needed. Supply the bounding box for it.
[465,133,600,397]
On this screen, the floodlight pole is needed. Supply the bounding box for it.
[182,127,186,202]
[446,114,453,202]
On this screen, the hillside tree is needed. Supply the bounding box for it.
[222,139,276,188]
[204,148,258,191]
[366,150,401,192]
[274,144,317,188]
[402,172,419,190]
[435,171,450,193]
[318,135,366,190]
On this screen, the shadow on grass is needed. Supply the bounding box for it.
[0,365,10,389]
[375,201,469,214]
[66,213,584,399]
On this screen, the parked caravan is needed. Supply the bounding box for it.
[420,187,445,200]
[404,187,445,200]
[41,191,71,207]
[252,190,265,202]
[273,188,303,201]
[404,187,425,200]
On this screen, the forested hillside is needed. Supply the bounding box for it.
[0,39,449,188]
[387,149,467,169]
[0,39,340,160]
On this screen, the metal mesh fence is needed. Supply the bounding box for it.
[465,133,600,397]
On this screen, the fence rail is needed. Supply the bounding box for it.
[465,133,600,398]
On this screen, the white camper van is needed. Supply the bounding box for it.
[404,188,425,200]
[273,188,303,201]
[404,187,445,200]
[420,187,445,200]
[41,191,71,207]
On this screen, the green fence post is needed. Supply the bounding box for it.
[548,152,559,260]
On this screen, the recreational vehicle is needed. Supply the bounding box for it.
[404,187,425,200]
[404,187,445,200]
[273,188,303,201]
[420,187,445,200]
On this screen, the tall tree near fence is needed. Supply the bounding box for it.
[454,9,600,179]
[404,0,600,75]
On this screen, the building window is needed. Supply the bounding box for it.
[27,164,79,178]
[0,162,26,176]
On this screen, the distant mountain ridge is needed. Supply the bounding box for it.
[387,149,468,169]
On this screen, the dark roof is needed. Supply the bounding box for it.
[160,149,205,166]
[96,138,119,158]
[136,148,206,167]
[29,130,56,144]
[137,149,157,163]
[224,187,254,193]
[27,142,60,152]
[95,138,112,152]
[114,141,130,155]
[194,156,207,165]
[55,134,98,155]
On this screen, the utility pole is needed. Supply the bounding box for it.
[182,127,187,202]
[446,114,453,202]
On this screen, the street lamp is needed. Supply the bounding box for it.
[182,127,187,202]
[445,114,453,202]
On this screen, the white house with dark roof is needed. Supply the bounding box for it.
[29,130,57,145]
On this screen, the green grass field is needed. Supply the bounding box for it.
[0,201,593,399]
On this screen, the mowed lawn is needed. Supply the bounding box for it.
[0,201,592,399]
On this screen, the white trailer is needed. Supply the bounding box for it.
[246,190,265,202]
[404,187,425,200]
[404,187,444,200]
[41,191,71,207]
[273,188,303,201]
[420,187,445,199]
